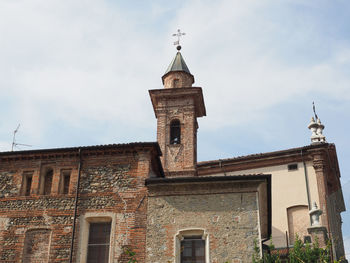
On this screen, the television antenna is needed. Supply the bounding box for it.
[11,124,32,151]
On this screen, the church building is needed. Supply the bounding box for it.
[0,41,347,263]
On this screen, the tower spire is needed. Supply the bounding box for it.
[149,35,206,176]
[162,30,194,88]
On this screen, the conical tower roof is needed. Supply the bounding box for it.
[164,51,191,75]
[162,48,194,84]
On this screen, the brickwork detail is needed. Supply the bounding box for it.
[163,72,193,89]
[22,229,51,263]
[151,88,204,176]
[0,146,159,263]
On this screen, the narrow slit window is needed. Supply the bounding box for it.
[59,170,71,195]
[25,176,32,196]
[181,236,205,263]
[170,120,181,144]
[63,174,70,194]
[87,222,111,263]
[43,169,53,195]
[21,172,33,196]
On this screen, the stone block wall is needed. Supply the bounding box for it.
[146,181,262,263]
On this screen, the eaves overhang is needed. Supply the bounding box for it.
[149,87,206,118]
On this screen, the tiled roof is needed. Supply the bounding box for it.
[0,142,161,156]
[197,143,332,167]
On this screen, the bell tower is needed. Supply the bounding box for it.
[149,41,206,177]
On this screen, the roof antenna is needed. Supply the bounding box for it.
[11,124,32,151]
[312,101,318,120]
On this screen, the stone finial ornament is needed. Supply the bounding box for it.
[308,103,327,144]
[316,118,326,143]
[307,116,327,144]
[309,202,323,226]
[308,117,319,144]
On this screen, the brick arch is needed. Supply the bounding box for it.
[22,228,52,263]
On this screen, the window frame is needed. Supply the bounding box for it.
[175,229,209,263]
[170,119,181,145]
[78,212,116,263]
[39,167,54,195]
[21,171,34,196]
[59,169,71,195]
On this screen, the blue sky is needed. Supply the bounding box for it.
[1,0,350,257]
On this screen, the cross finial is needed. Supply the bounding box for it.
[172,29,185,51]
[312,101,318,120]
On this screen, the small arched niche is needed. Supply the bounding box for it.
[23,228,51,262]
[287,205,309,244]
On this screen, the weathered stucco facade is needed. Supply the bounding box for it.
[197,143,347,260]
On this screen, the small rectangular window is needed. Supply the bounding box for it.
[288,163,298,171]
[43,169,53,195]
[181,236,205,263]
[21,172,33,196]
[59,170,71,194]
[87,222,111,263]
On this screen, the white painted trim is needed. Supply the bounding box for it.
[77,212,116,263]
[174,228,210,263]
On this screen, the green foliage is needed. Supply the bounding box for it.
[252,235,337,263]
[252,239,281,263]
[124,247,137,263]
[288,235,330,263]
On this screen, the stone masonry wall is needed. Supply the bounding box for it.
[146,184,260,263]
[0,148,155,263]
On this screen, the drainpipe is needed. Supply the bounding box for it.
[69,148,82,263]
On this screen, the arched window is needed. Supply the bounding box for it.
[170,120,181,144]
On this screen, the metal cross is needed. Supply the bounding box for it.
[312,101,318,120]
[172,29,186,46]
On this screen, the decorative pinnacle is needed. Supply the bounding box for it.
[308,102,326,144]
[172,29,185,50]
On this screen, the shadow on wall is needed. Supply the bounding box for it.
[269,226,290,248]
[160,192,258,212]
